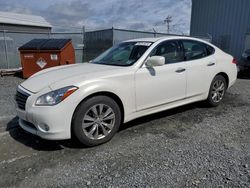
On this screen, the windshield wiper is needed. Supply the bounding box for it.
[92,59,133,66]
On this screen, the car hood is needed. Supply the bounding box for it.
[20,63,122,93]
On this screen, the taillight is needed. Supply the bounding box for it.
[232,58,237,64]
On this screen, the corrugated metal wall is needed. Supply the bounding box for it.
[85,29,113,61]
[191,0,250,59]
[245,32,250,50]
[85,28,171,61]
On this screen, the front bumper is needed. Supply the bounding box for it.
[17,107,72,140]
[16,86,76,140]
[18,118,71,140]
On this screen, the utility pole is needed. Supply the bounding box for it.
[152,28,157,37]
[164,16,172,34]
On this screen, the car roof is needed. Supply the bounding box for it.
[125,36,210,43]
[125,37,166,43]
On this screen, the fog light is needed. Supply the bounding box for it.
[38,123,50,132]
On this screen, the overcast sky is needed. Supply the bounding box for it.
[0,0,192,34]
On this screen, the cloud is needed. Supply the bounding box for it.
[43,0,92,27]
[0,0,33,14]
[0,0,192,34]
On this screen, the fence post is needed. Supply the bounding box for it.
[82,26,85,62]
[3,30,9,69]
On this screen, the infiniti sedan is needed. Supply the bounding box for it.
[16,36,237,146]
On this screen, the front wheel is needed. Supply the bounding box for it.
[72,96,121,146]
[206,75,227,107]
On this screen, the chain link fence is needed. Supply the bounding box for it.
[0,30,84,69]
[0,27,212,69]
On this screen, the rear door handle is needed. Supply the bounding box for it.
[207,62,215,66]
[175,67,186,73]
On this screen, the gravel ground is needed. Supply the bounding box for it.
[0,76,23,132]
[0,76,250,187]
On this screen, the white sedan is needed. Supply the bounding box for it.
[16,36,237,146]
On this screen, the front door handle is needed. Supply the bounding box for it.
[175,67,186,73]
[207,62,215,66]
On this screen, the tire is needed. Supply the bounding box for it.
[72,96,121,146]
[206,75,227,107]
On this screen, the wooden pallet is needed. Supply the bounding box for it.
[0,68,22,77]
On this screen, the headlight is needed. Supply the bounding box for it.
[35,86,78,106]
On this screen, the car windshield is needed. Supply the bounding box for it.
[91,42,152,66]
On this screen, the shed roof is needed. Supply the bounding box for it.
[0,11,52,28]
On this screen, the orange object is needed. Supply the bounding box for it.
[19,39,75,78]
[61,87,78,101]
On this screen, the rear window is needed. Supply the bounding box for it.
[182,40,215,61]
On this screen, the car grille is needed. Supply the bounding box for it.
[15,88,30,110]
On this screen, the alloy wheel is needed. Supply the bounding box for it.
[211,80,225,103]
[82,104,115,140]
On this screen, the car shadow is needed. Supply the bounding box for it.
[6,118,84,151]
[120,102,204,131]
[6,102,207,151]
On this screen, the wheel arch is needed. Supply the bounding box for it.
[215,72,229,88]
[71,91,125,136]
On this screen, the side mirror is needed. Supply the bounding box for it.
[146,56,165,67]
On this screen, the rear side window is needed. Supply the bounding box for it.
[206,45,215,56]
[182,40,214,61]
[150,40,184,64]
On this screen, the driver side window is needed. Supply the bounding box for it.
[150,40,184,64]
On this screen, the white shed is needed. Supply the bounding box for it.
[0,11,52,33]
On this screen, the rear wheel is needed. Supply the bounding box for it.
[72,96,121,146]
[206,75,227,107]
